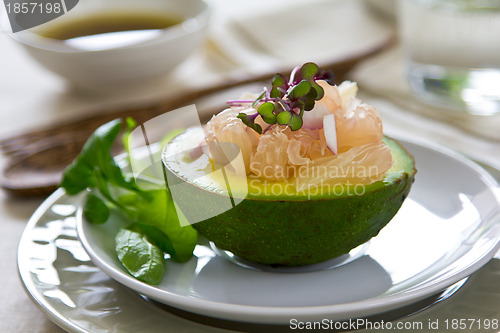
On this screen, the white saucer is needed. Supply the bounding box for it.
[76,138,500,325]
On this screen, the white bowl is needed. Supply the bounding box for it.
[2,0,210,91]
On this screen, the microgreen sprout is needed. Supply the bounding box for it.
[230,62,334,133]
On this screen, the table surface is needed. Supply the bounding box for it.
[1,1,500,332]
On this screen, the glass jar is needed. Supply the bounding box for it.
[399,0,500,115]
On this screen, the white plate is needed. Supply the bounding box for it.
[17,189,229,333]
[76,138,500,325]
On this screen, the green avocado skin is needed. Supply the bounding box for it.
[165,134,416,266]
[190,173,413,266]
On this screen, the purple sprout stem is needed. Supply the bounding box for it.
[227,93,279,106]
[262,124,273,134]
[278,87,288,96]
[263,86,270,102]
[289,66,300,85]
[249,112,259,120]
[227,99,255,105]
[276,97,291,111]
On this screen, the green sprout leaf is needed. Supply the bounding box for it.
[288,113,304,130]
[257,102,277,124]
[294,63,327,101]
[276,111,292,125]
[277,111,303,130]
[296,62,319,81]
[270,73,288,98]
[288,80,311,99]
[303,88,319,111]
[310,81,325,100]
[252,90,266,107]
[237,113,262,134]
[316,68,335,84]
[228,62,334,132]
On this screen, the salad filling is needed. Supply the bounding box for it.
[205,64,392,189]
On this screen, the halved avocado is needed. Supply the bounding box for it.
[163,127,416,266]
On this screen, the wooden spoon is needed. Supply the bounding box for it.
[0,39,393,197]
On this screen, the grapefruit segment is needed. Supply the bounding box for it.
[334,99,383,154]
[204,108,259,171]
[294,142,393,191]
[249,126,289,181]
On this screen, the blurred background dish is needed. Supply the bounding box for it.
[365,0,397,20]
[1,0,210,92]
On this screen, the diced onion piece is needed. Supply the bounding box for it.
[323,114,338,155]
[302,102,331,129]
[201,143,211,158]
[189,144,203,159]
[338,81,358,108]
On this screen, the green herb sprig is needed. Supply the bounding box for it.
[60,119,198,285]
[230,62,334,133]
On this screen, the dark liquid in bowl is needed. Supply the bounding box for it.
[38,12,183,49]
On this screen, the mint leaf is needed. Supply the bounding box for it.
[60,119,140,196]
[61,119,199,285]
[117,188,198,263]
[83,193,109,224]
[130,222,177,257]
[60,160,96,195]
[115,228,166,285]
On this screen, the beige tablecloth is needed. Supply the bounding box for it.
[1,0,499,332]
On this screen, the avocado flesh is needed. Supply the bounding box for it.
[163,128,416,266]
